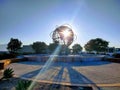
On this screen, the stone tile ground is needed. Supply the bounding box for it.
[7,61,120,89]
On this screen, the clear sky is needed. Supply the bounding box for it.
[0,0,120,48]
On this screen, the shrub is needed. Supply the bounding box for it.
[0,53,16,60]
[112,53,120,58]
[16,80,32,90]
[1,67,14,80]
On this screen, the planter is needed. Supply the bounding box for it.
[107,58,120,63]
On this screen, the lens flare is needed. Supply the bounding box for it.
[62,29,71,38]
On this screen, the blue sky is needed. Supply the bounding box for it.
[0,0,120,48]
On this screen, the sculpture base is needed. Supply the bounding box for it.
[24,55,104,62]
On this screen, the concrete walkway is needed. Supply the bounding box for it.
[7,61,120,89]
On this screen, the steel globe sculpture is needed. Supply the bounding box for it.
[52,25,75,47]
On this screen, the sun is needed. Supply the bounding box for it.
[62,29,71,38]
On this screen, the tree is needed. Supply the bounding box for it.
[72,44,82,54]
[7,38,22,53]
[32,41,47,54]
[61,45,70,55]
[48,42,71,55]
[48,43,58,52]
[48,42,59,54]
[84,38,109,52]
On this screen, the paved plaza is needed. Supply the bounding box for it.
[7,61,120,89]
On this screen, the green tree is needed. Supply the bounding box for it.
[7,38,22,54]
[48,42,70,55]
[84,38,109,52]
[72,44,82,54]
[61,45,70,55]
[48,42,59,54]
[32,41,47,54]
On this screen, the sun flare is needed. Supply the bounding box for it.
[62,29,71,38]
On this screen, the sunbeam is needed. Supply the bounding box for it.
[28,45,62,90]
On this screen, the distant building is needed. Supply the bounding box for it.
[107,47,120,53]
[106,47,120,56]
[19,45,35,54]
[115,48,120,53]
[107,47,115,53]
[0,51,9,54]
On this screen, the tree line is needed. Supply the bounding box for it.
[7,38,109,54]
